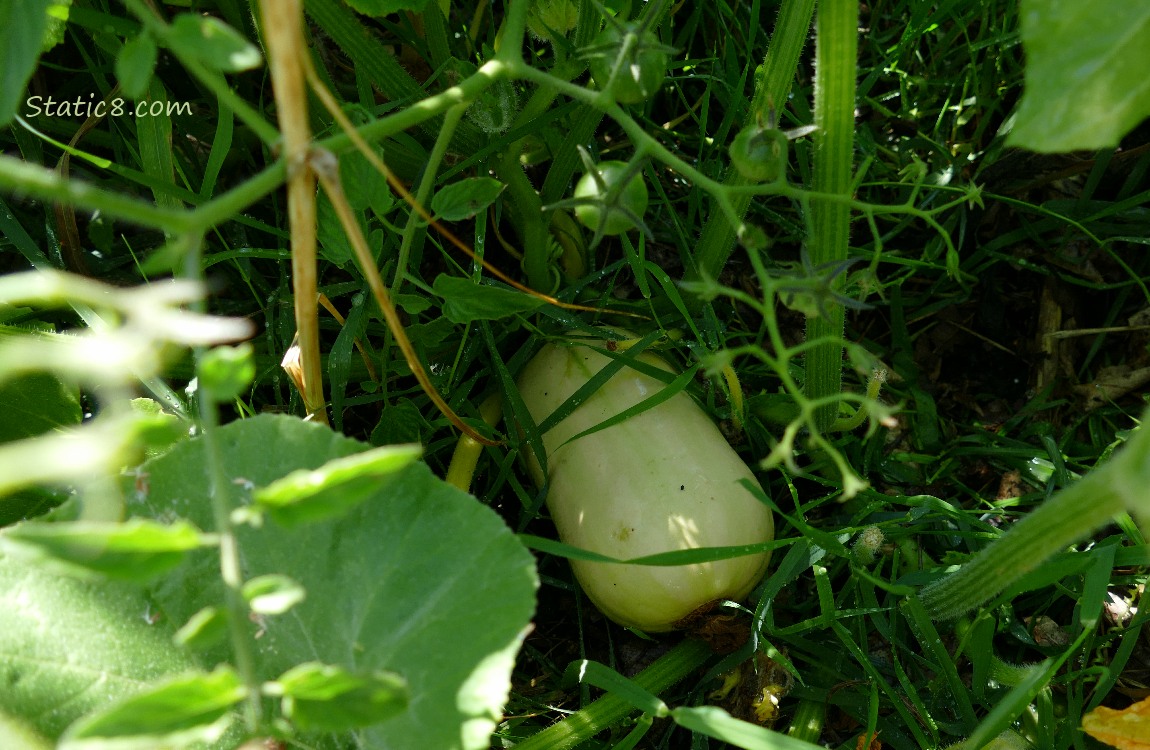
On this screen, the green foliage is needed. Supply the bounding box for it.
[0,372,80,442]
[115,34,158,100]
[251,441,422,526]
[345,0,431,17]
[0,0,51,127]
[59,667,247,750]
[0,555,199,739]
[431,176,506,220]
[166,15,263,74]
[0,519,206,582]
[270,662,407,732]
[130,414,537,749]
[434,275,547,323]
[1010,0,1150,151]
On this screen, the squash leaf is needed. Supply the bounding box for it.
[1009,0,1150,151]
[127,414,537,750]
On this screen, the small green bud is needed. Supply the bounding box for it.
[852,525,885,565]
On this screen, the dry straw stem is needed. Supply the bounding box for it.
[309,148,500,446]
[258,0,327,424]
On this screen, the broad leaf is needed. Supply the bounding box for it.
[1009,0,1150,151]
[0,372,81,443]
[128,414,538,750]
[0,372,81,524]
[433,274,546,324]
[341,148,394,215]
[0,554,198,740]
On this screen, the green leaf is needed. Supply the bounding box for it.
[0,372,80,444]
[270,662,407,732]
[0,373,81,524]
[1008,0,1150,151]
[0,519,206,582]
[566,660,668,717]
[115,34,157,100]
[341,148,393,215]
[671,706,826,750]
[173,606,228,651]
[242,574,305,615]
[253,442,422,526]
[128,397,187,458]
[0,0,51,127]
[316,188,355,267]
[128,414,538,750]
[0,708,52,750]
[166,14,262,73]
[431,177,505,221]
[343,0,431,18]
[0,554,199,739]
[197,343,255,402]
[370,398,430,445]
[41,0,71,52]
[59,666,245,750]
[433,275,545,324]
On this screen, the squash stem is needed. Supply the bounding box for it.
[445,393,504,492]
[919,412,1150,619]
[806,0,858,432]
[510,638,712,749]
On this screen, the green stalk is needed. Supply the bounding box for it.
[805,0,857,432]
[182,227,262,728]
[918,412,1150,619]
[197,368,263,729]
[495,147,553,291]
[393,103,467,293]
[688,0,816,283]
[512,638,711,750]
[0,155,190,231]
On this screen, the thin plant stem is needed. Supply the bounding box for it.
[310,149,500,446]
[197,369,263,730]
[395,103,468,292]
[0,155,190,231]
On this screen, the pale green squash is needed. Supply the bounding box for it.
[516,332,774,632]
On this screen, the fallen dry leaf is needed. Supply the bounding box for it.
[1083,695,1150,749]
